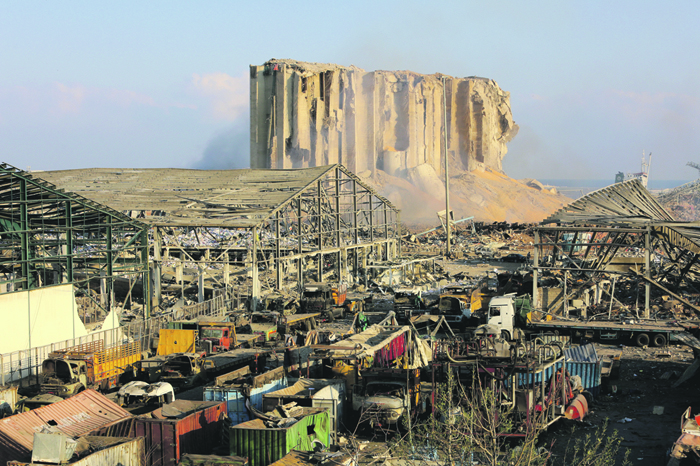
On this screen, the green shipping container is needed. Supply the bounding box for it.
[230,408,330,466]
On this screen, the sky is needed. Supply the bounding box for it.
[1,1,699,183]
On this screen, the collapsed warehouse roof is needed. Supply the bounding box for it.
[535,179,700,318]
[39,165,402,300]
[39,165,397,229]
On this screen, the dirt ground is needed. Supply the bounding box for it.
[543,343,699,465]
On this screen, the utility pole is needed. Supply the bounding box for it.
[443,76,451,256]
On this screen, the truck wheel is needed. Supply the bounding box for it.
[501,330,511,341]
[652,333,667,347]
[635,333,650,347]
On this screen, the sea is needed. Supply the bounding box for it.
[539,179,696,200]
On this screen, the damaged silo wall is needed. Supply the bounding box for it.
[250,59,518,177]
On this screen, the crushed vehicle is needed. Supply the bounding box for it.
[262,292,299,315]
[247,311,280,343]
[136,355,169,383]
[117,381,175,411]
[14,394,63,413]
[352,369,429,431]
[40,340,141,397]
[300,282,348,321]
[160,352,213,390]
[393,289,425,323]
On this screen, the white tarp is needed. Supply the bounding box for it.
[0,285,87,354]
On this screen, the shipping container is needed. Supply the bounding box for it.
[230,407,330,466]
[92,399,226,466]
[204,366,286,425]
[262,378,345,440]
[0,389,132,465]
[8,436,145,466]
[516,343,602,395]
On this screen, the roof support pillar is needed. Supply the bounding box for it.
[335,167,342,282]
[252,226,260,306]
[275,211,282,290]
[140,228,150,319]
[645,227,651,318]
[297,198,303,291]
[317,181,323,283]
[65,200,74,283]
[19,178,33,290]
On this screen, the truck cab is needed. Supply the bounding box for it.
[438,295,472,327]
[352,369,424,430]
[481,294,532,340]
[248,312,279,342]
[40,358,89,397]
[484,295,517,340]
[199,322,237,352]
[300,282,347,321]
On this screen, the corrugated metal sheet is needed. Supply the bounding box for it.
[230,408,330,466]
[8,436,145,466]
[0,389,132,465]
[565,343,598,363]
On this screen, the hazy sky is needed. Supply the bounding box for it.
[1,1,699,182]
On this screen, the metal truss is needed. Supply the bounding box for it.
[0,163,150,316]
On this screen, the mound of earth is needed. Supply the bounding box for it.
[362,167,570,228]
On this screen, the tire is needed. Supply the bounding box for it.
[501,330,511,341]
[652,333,667,347]
[635,333,650,347]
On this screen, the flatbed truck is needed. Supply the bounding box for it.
[483,294,691,347]
[41,340,142,397]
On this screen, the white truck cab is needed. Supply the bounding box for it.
[484,294,517,340]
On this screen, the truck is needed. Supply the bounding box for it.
[352,368,429,431]
[393,289,425,323]
[299,282,347,321]
[40,340,142,397]
[160,352,213,390]
[199,321,238,353]
[481,294,689,347]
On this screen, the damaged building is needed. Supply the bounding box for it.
[534,178,700,322]
[250,59,518,181]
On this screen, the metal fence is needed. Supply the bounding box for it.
[0,286,249,386]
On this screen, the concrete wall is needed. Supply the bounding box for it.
[250,59,518,178]
[0,285,87,354]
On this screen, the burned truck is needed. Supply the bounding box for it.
[352,369,429,431]
[40,341,142,397]
[300,282,347,321]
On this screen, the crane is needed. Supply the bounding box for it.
[687,161,700,178]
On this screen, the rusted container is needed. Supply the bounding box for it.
[92,399,226,466]
[0,389,132,465]
[7,436,145,466]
